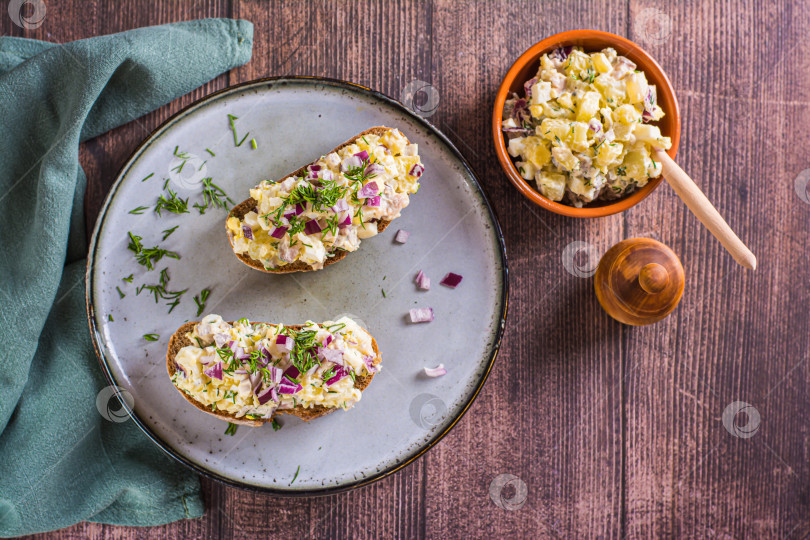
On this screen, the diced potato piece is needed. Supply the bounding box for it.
[614,104,641,124]
[563,50,589,75]
[529,104,544,119]
[571,122,591,151]
[592,52,612,73]
[633,124,662,144]
[556,93,575,111]
[552,146,579,171]
[540,54,555,72]
[227,217,241,232]
[515,161,536,180]
[576,91,601,122]
[626,72,649,104]
[596,142,623,168]
[507,137,526,158]
[613,123,635,141]
[535,171,566,201]
[539,118,569,140]
[527,140,552,168]
[541,102,570,118]
[531,81,552,104]
[569,175,597,202]
[622,150,648,180]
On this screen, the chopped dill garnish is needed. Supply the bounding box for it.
[205,148,215,157]
[193,288,210,317]
[122,274,134,283]
[129,206,148,215]
[250,138,257,150]
[141,172,154,182]
[108,314,114,322]
[290,465,300,484]
[154,188,189,216]
[227,114,250,147]
[143,334,159,341]
[161,225,179,241]
[116,286,125,299]
[224,422,237,436]
[193,177,234,214]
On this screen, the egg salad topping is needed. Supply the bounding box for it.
[228,128,423,270]
[171,314,380,420]
[502,46,672,207]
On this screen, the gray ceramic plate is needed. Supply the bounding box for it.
[86,77,508,494]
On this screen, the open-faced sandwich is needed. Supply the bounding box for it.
[226,126,424,272]
[167,314,382,426]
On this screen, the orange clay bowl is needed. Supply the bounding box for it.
[492,29,681,218]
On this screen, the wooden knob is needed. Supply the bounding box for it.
[639,263,668,294]
[594,238,685,326]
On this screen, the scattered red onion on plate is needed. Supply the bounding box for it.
[409,307,434,323]
[415,270,430,290]
[424,364,446,377]
[440,272,463,288]
[395,229,410,243]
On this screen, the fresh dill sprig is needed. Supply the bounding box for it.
[154,188,189,216]
[129,206,148,215]
[193,288,210,317]
[224,422,238,436]
[193,177,234,214]
[161,225,179,241]
[127,231,180,271]
[227,114,250,147]
[141,268,187,313]
[122,274,134,283]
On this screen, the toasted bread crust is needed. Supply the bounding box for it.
[227,126,401,273]
[166,321,381,427]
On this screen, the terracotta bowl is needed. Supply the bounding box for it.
[492,29,681,218]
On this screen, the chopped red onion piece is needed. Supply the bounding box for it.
[363,355,377,373]
[323,334,333,346]
[304,220,323,235]
[338,213,352,228]
[331,198,349,213]
[174,361,186,375]
[257,386,277,404]
[242,225,254,240]
[233,368,247,375]
[304,364,319,378]
[278,383,301,395]
[214,333,230,348]
[269,366,283,384]
[502,127,534,135]
[354,150,369,161]
[283,365,300,380]
[308,164,321,172]
[424,364,447,377]
[357,181,379,199]
[203,362,223,380]
[415,270,430,290]
[409,163,424,178]
[365,163,385,177]
[395,230,410,244]
[365,195,381,207]
[260,347,272,364]
[275,334,292,352]
[270,225,288,239]
[409,307,434,323]
[440,272,463,288]
[588,119,602,133]
[326,366,349,386]
[319,347,344,365]
[321,169,334,182]
[523,76,538,98]
[341,155,363,172]
[549,45,573,61]
[249,372,263,391]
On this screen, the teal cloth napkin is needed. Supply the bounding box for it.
[0,19,253,537]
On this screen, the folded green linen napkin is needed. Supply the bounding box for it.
[0,19,253,537]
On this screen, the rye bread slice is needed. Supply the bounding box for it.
[166,321,382,427]
[227,126,404,273]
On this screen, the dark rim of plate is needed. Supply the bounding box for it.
[84,76,510,496]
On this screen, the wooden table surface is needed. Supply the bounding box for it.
[6,1,808,538]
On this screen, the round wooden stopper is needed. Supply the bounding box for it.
[594,238,685,326]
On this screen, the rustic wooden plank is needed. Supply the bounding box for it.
[623,0,810,537]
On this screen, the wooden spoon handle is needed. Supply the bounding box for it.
[655,149,757,270]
